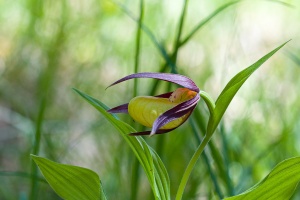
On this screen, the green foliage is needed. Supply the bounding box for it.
[73,89,170,200]
[224,157,300,200]
[31,155,106,200]
[207,41,290,137]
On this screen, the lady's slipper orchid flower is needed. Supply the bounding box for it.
[107,72,200,136]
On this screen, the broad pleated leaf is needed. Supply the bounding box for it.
[207,41,289,136]
[224,157,300,200]
[31,155,106,200]
[74,88,170,200]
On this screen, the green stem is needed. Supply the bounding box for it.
[130,157,140,200]
[115,2,175,71]
[192,108,228,185]
[29,4,66,197]
[220,123,234,196]
[29,96,47,200]
[200,91,215,115]
[155,135,166,156]
[175,135,211,200]
[189,119,223,198]
[171,0,189,68]
[149,64,168,95]
[176,91,216,200]
[131,2,144,199]
[133,0,144,97]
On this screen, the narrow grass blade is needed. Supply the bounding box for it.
[115,2,176,72]
[207,41,289,136]
[31,155,106,200]
[73,88,170,200]
[179,1,239,47]
[171,0,189,64]
[224,157,300,200]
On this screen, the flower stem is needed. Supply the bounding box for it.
[175,135,211,200]
[199,90,215,115]
[189,119,223,198]
[176,91,216,200]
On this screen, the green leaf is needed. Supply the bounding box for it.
[73,88,170,200]
[207,41,290,136]
[31,154,106,200]
[224,157,300,200]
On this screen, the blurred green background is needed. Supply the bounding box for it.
[0,0,300,199]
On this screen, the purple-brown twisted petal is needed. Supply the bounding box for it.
[150,93,200,135]
[107,72,199,93]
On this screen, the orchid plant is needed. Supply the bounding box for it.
[30,41,300,200]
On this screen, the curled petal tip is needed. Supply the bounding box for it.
[107,103,129,113]
[149,131,156,137]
